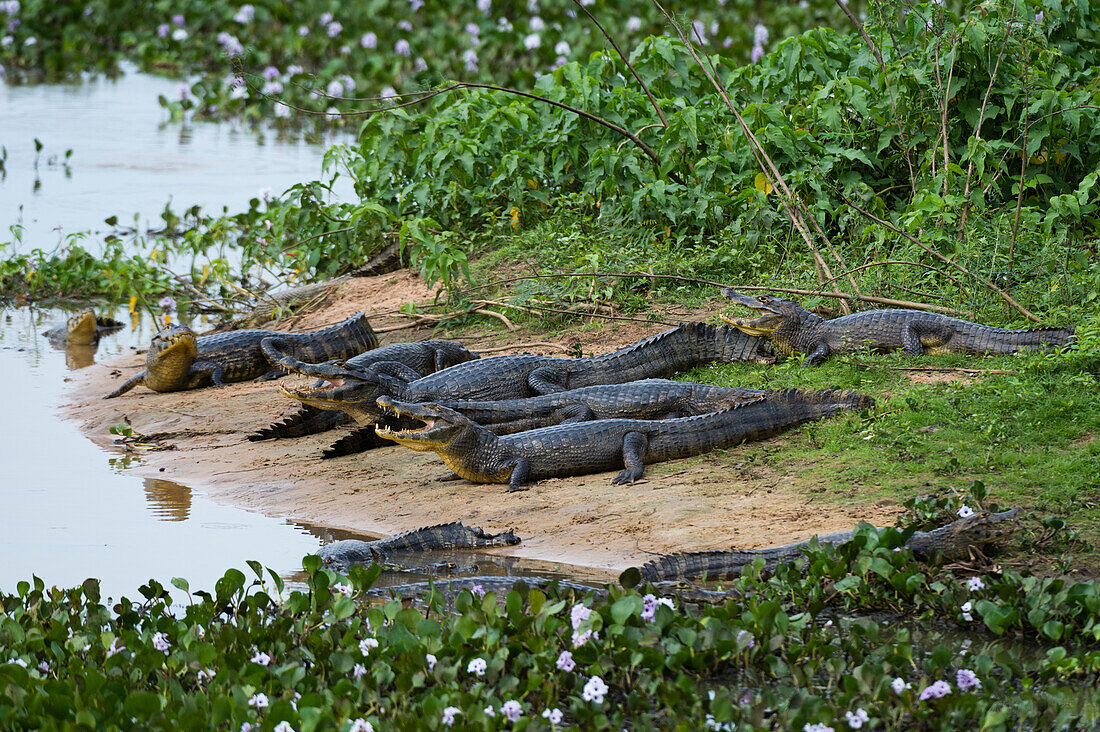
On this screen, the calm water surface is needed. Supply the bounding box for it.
[0,72,590,602]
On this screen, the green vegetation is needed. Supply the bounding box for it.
[1,505,1098,730]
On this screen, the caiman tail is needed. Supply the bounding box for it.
[262,312,378,365]
[951,321,1075,354]
[248,406,347,441]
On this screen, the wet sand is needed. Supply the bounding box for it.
[61,272,899,571]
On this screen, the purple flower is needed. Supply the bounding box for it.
[1035,11,1043,22]
[467,657,487,676]
[156,23,169,38]
[216,32,243,56]
[751,44,765,63]
[463,49,478,72]
[523,33,540,50]
[172,14,185,26]
[641,594,658,621]
[262,65,280,80]
[967,576,985,592]
[958,505,975,518]
[556,650,575,672]
[397,19,413,31]
[151,632,170,653]
[297,26,309,37]
[570,603,591,630]
[360,32,376,49]
[351,662,366,680]
[500,700,522,722]
[582,675,608,704]
[753,23,769,45]
[844,708,869,729]
[476,0,491,12]
[470,583,485,598]
[234,5,254,23]
[394,39,411,56]
[326,21,342,37]
[571,629,595,647]
[359,638,379,655]
[441,706,461,727]
[409,0,424,10]
[159,296,177,312]
[919,680,952,700]
[287,64,303,75]
[319,12,333,25]
[956,668,981,692]
[414,57,427,72]
[542,708,563,725]
[426,653,437,670]
[737,629,756,648]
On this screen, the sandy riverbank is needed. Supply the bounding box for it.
[61,271,899,571]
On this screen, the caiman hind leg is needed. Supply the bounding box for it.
[527,367,569,394]
[902,321,954,355]
[506,458,533,492]
[612,431,649,484]
[550,404,597,425]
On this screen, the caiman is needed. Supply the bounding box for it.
[720,288,1074,366]
[375,388,872,491]
[317,521,520,570]
[286,378,767,437]
[43,308,123,345]
[104,312,377,398]
[249,340,480,441]
[625,508,1021,584]
[278,322,774,456]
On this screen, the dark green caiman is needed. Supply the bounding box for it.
[286,378,766,438]
[317,521,520,569]
[43,308,123,345]
[104,312,377,398]
[626,508,1021,584]
[249,340,480,442]
[720,288,1074,366]
[278,322,774,457]
[375,388,872,491]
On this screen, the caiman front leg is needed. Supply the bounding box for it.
[368,360,424,382]
[550,404,596,424]
[803,343,832,366]
[528,367,568,394]
[190,360,226,385]
[103,371,146,399]
[507,458,533,492]
[612,431,649,484]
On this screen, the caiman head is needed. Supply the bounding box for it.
[374,396,478,453]
[718,288,816,343]
[278,366,388,426]
[919,508,1022,560]
[143,325,199,391]
[65,308,99,345]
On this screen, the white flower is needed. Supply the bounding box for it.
[394,39,411,56]
[753,23,769,46]
[197,668,215,684]
[484,705,495,717]
[409,0,424,10]
[958,505,975,518]
[250,651,271,666]
[287,64,303,75]
[274,722,294,732]
[353,663,367,681]
[582,675,608,704]
[523,33,540,50]
[891,677,912,694]
[359,638,379,655]
[170,28,187,41]
[961,600,974,622]
[441,706,461,727]
[467,657,487,676]
[360,32,376,49]
[9,658,27,668]
[349,720,374,732]
[542,708,563,725]
[297,26,309,36]
[326,21,342,37]
[426,653,437,670]
[627,16,642,31]
[274,103,290,118]
[319,12,333,25]
[262,80,283,95]
[397,19,413,31]
[234,4,254,23]
[556,650,575,672]
[500,700,522,722]
[380,86,397,99]
[414,57,427,72]
[554,40,570,55]
[248,692,268,709]
[967,576,985,592]
[476,0,491,13]
[151,632,170,654]
[691,20,707,43]
[326,79,344,97]
[845,708,869,729]
[529,15,544,30]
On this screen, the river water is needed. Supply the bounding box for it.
[0,71,585,602]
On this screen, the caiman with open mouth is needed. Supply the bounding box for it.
[374,388,872,491]
[720,288,1074,366]
[104,312,377,398]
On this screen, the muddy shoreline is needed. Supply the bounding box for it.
[60,273,899,571]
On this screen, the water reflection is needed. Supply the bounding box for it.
[142,477,192,522]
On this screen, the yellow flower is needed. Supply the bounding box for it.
[754,172,774,195]
[510,207,520,231]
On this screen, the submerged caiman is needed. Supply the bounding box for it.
[43,308,124,345]
[721,288,1074,366]
[277,322,774,456]
[625,508,1020,584]
[316,521,520,570]
[104,312,378,398]
[250,340,480,441]
[375,388,872,491]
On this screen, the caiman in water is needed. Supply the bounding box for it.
[277,322,774,456]
[317,521,520,570]
[375,388,872,491]
[250,340,480,441]
[104,312,377,398]
[720,288,1074,366]
[43,308,123,345]
[625,508,1020,584]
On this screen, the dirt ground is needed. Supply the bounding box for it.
[61,272,900,571]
